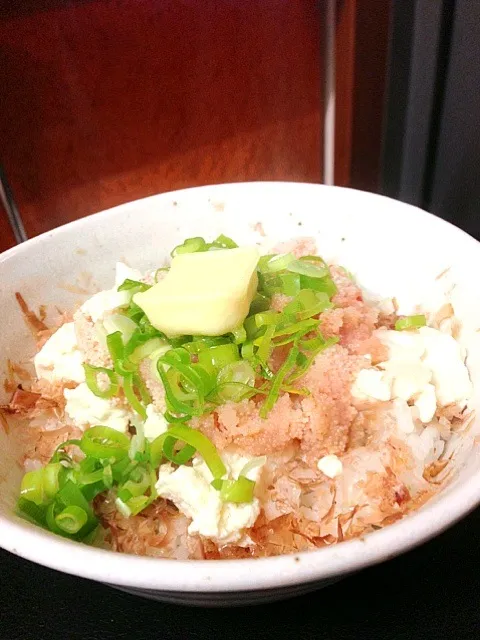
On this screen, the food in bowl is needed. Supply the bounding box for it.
[1,234,473,560]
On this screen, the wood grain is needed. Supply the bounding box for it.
[0,208,16,252]
[334,0,356,187]
[0,1,323,238]
[334,0,391,189]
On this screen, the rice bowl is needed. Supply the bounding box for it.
[1,182,480,605]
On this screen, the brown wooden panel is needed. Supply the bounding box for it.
[334,0,391,190]
[334,0,356,187]
[0,208,16,252]
[0,1,323,237]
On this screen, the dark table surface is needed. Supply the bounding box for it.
[1,505,479,639]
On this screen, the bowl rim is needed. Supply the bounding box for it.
[1,181,480,593]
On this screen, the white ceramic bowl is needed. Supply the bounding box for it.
[1,182,480,606]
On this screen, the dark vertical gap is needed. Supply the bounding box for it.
[379,1,416,198]
[422,0,456,210]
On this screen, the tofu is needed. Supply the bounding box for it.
[34,322,85,384]
[133,247,260,336]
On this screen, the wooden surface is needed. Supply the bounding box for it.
[335,0,356,186]
[0,1,323,238]
[0,209,16,252]
[335,0,391,189]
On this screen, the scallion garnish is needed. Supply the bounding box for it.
[150,424,227,479]
[117,279,151,293]
[395,314,427,331]
[84,364,119,399]
[220,476,256,503]
[80,426,130,461]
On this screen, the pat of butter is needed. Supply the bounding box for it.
[134,247,260,337]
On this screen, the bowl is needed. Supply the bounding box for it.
[1,182,480,606]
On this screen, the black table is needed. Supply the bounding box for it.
[1,506,479,640]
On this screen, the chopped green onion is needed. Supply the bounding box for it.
[80,426,130,461]
[277,273,301,296]
[249,293,271,315]
[287,260,328,278]
[299,255,327,264]
[254,310,280,327]
[273,318,319,340]
[125,300,146,324]
[171,237,207,256]
[217,361,256,387]
[162,436,196,465]
[300,274,337,297]
[118,466,150,501]
[260,345,299,418]
[20,469,46,505]
[127,336,166,363]
[126,495,150,516]
[102,464,113,489]
[117,279,151,293]
[241,340,256,363]
[198,343,240,370]
[231,325,247,344]
[17,498,47,527]
[210,234,238,249]
[123,374,148,419]
[395,314,427,331]
[183,337,230,354]
[49,439,81,465]
[207,382,260,403]
[106,331,137,376]
[151,425,226,479]
[55,505,88,534]
[220,476,255,503]
[256,324,276,364]
[259,253,296,273]
[103,314,138,344]
[20,463,65,506]
[84,364,119,399]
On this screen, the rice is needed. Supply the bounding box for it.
[3,238,472,561]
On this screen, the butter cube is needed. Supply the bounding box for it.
[134,247,259,336]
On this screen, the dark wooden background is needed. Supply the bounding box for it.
[0,0,390,249]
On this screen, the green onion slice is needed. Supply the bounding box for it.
[198,343,240,370]
[210,234,238,249]
[207,382,260,404]
[260,345,299,418]
[162,436,197,465]
[220,476,256,503]
[151,425,226,479]
[171,236,207,256]
[259,253,296,273]
[102,314,138,344]
[123,374,149,419]
[287,260,328,278]
[395,314,427,331]
[300,274,337,297]
[117,279,151,293]
[84,364,119,399]
[217,361,256,387]
[80,426,130,461]
[106,331,137,377]
[55,505,88,534]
